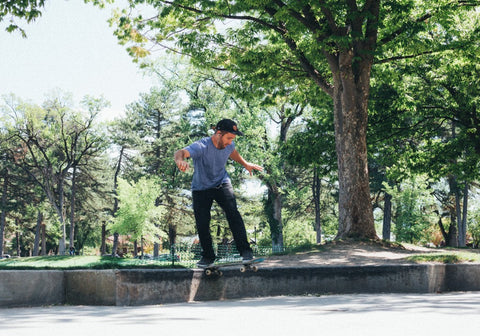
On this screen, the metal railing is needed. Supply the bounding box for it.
[133,242,306,267]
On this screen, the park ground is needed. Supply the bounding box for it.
[262,240,480,267]
[1,240,480,269]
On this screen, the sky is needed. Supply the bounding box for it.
[0,1,156,121]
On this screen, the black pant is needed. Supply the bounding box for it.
[192,183,252,260]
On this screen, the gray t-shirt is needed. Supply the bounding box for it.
[185,137,235,190]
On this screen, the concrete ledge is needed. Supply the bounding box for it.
[445,264,480,291]
[1,264,479,307]
[0,270,64,307]
[65,270,117,305]
[116,269,199,305]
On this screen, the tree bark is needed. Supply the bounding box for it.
[15,218,21,256]
[457,183,468,247]
[41,222,46,255]
[168,224,177,246]
[111,146,124,257]
[447,175,459,247]
[57,175,66,255]
[332,53,377,240]
[266,185,283,252]
[100,221,106,255]
[382,192,392,241]
[312,167,322,244]
[33,211,43,256]
[263,108,300,250]
[0,171,7,258]
[112,232,119,257]
[461,183,468,246]
[69,165,77,251]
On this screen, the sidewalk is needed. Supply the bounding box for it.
[2,292,479,336]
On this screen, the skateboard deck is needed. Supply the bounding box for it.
[203,257,264,276]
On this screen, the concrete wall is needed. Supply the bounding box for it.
[0,270,64,307]
[1,264,479,307]
[65,270,117,306]
[114,265,449,305]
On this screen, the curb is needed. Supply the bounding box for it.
[1,264,479,307]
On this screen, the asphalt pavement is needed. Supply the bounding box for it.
[1,292,479,336]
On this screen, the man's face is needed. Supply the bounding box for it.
[216,132,236,149]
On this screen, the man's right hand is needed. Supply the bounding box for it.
[175,159,190,172]
[174,149,191,172]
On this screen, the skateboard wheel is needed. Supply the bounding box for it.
[252,265,258,272]
[218,271,223,276]
[240,266,246,273]
[205,269,212,276]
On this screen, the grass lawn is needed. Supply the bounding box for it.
[0,255,189,270]
[405,251,480,264]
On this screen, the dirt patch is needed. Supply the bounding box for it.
[261,240,480,267]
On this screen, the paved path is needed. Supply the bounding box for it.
[1,292,480,336]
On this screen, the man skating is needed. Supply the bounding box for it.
[174,119,263,268]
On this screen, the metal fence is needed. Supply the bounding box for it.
[135,242,301,267]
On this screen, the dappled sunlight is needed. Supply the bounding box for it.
[261,241,480,267]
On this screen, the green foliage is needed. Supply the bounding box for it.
[367,7,480,247]
[370,7,480,184]
[468,210,480,248]
[110,177,164,242]
[0,0,45,37]
[384,176,437,244]
[283,219,316,247]
[108,0,480,243]
[1,93,111,255]
[1,0,114,37]
[284,113,336,175]
[5,0,480,254]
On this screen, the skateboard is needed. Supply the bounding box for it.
[203,257,265,276]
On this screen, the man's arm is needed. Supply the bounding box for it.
[174,149,190,172]
[229,149,263,175]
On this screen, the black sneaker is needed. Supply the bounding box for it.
[197,257,215,268]
[242,250,254,264]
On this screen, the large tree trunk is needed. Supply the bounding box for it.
[332,61,377,240]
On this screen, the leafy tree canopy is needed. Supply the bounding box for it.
[0,0,45,36]
[1,0,112,37]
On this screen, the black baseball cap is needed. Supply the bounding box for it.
[215,119,244,136]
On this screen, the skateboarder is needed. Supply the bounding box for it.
[174,119,263,268]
